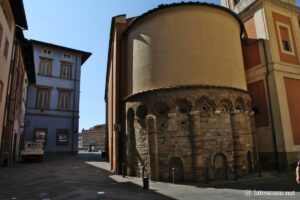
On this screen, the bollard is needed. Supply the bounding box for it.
[257,162,262,177]
[234,165,238,181]
[142,165,145,178]
[172,167,175,184]
[205,167,210,184]
[122,163,125,178]
[143,177,149,190]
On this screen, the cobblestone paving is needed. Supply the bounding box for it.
[0,153,299,200]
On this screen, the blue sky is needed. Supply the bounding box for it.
[23,0,299,131]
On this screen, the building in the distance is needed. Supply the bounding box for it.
[79,124,106,152]
[24,40,91,154]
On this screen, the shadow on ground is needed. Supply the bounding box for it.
[0,153,176,200]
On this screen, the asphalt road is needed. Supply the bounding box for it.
[0,153,299,200]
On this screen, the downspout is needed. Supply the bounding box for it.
[71,56,78,154]
[261,39,280,172]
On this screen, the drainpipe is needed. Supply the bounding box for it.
[261,39,280,173]
[71,56,78,154]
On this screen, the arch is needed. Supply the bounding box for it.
[246,99,251,111]
[127,108,135,119]
[152,102,169,132]
[136,104,148,119]
[169,157,184,183]
[246,151,253,174]
[218,98,233,113]
[234,97,245,111]
[152,102,170,116]
[195,96,216,113]
[214,153,228,180]
[173,99,192,114]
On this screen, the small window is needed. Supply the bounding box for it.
[56,129,69,145]
[39,58,52,76]
[63,53,72,60]
[0,81,3,103]
[279,25,293,53]
[36,87,51,109]
[34,128,47,143]
[4,38,9,58]
[282,40,291,51]
[60,62,72,79]
[42,49,52,56]
[58,90,71,110]
[0,23,3,49]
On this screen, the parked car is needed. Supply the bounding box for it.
[21,141,44,162]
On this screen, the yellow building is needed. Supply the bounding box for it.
[222,0,300,169]
[0,0,28,165]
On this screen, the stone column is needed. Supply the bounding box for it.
[189,110,203,182]
[230,111,246,177]
[146,114,159,181]
[167,113,177,132]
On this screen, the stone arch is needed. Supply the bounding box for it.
[152,102,170,116]
[234,97,246,111]
[172,99,192,114]
[246,151,253,174]
[218,98,233,113]
[126,108,136,176]
[196,96,216,113]
[127,108,135,119]
[214,153,228,180]
[246,99,251,112]
[136,104,148,119]
[172,99,191,131]
[169,157,184,183]
[152,102,170,133]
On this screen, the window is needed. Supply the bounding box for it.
[0,81,3,103]
[39,58,52,76]
[60,62,72,79]
[34,129,47,143]
[56,129,69,145]
[42,49,52,56]
[63,53,72,60]
[36,88,51,109]
[4,38,9,58]
[58,90,71,110]
[0,23,3,49]
[279,26,291,52]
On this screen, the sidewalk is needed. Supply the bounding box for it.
[87,160,300,200]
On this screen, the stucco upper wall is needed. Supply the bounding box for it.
[126,5,247,96]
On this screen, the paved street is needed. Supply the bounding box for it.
[0,153,299,200]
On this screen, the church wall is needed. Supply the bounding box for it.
[126,6,247,96]
[124,86,257,182]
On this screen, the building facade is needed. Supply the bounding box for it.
[79,124,106,151]
[105,3,259,182]
[222,0,300,170]
[0,0,32,166]
[24,40,91,154]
